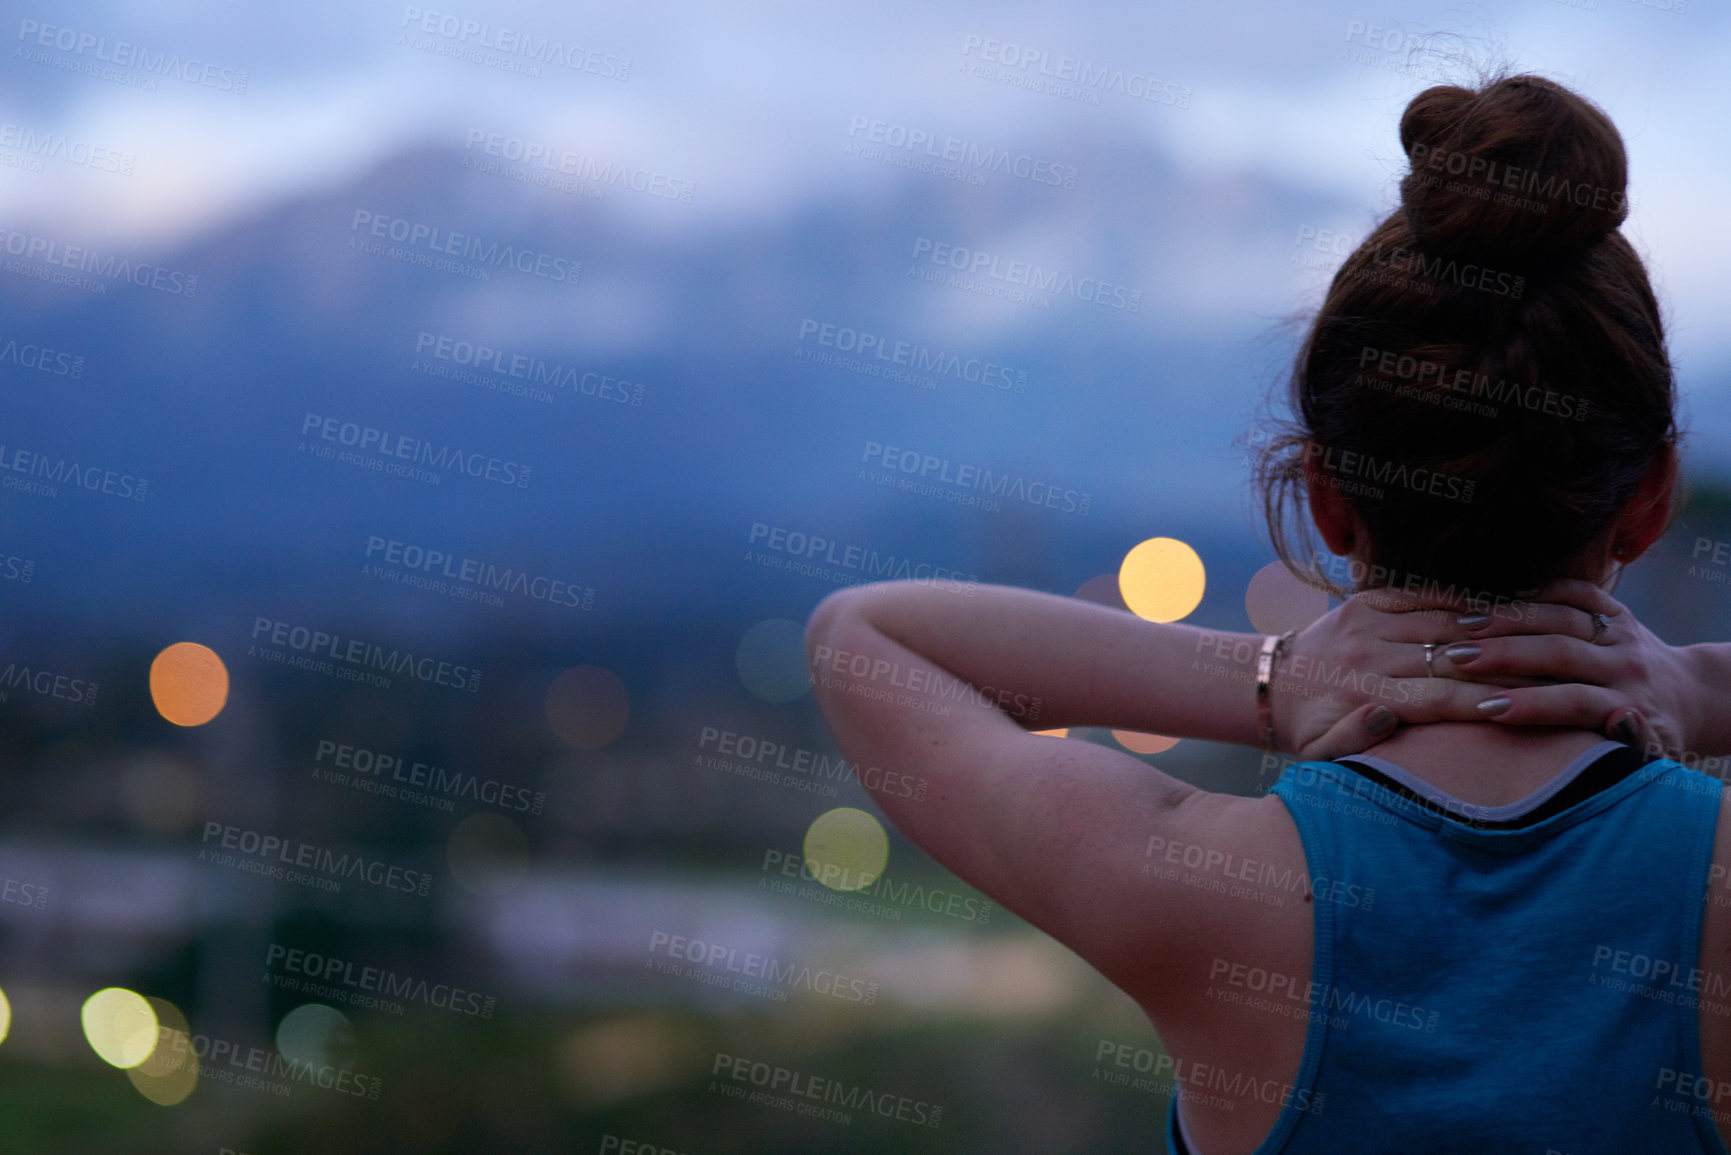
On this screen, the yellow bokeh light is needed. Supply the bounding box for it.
[127,998,198,1106]
[803,807,889,893]
[149,643,229,727]
[1113,730,1181,755]
[82,987,159,1069]
[1118,538,1205,622]
[1033,728,1069,738]
[0,985,10,1047]
[1245,560,1329,636]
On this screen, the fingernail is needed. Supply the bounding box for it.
[1442,643,1480,663]
[1610,714,1639,745]
[1365,706,1396,735]
[1476,697,1511,717]
[1457,612,1490,628]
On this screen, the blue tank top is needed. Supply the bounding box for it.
[1164,745,1730,1155]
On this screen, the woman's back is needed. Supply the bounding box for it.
[1145,724,1731,1154]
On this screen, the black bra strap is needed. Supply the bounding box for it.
[1333,744,1659,831]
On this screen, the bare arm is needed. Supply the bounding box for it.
[802,579,1527,989]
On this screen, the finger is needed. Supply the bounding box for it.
[1339,595,1504,645]
[1471,683,1632,731]
[1605,707,1653,752]
[1435,634,1620,685]
[1512,578,1626,616]
[1297,703,1400,762]
[1451,600,1586,640]
[1380,676,1551,721]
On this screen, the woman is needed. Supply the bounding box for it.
[806,73,1731,1153]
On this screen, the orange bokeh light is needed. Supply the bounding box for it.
[149,643,229,727]
[1112,730,1180,755]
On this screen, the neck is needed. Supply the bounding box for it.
[1358,722,1613,808]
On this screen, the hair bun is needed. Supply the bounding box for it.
[1397,74,1628,265]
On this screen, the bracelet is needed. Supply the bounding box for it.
[1256,630,1298,751]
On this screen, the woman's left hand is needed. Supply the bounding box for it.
[1418,577,1699,762]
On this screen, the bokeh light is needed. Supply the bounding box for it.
[148,642,229,726]
[127,998,198,1106]
[81,987,158,1069]
[735,618,811,702]
[448,813,531,896]
[545,666,630,749]
[803,807,888,892]
[1033,728,1070,738]
[1113,730,1181,755]
[1245,560,1330,635]
[1118,537,1206,622]
[276,1003,356,1069]
[0,985,9,1048]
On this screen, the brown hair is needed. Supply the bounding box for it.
[1253,71,1682,599]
